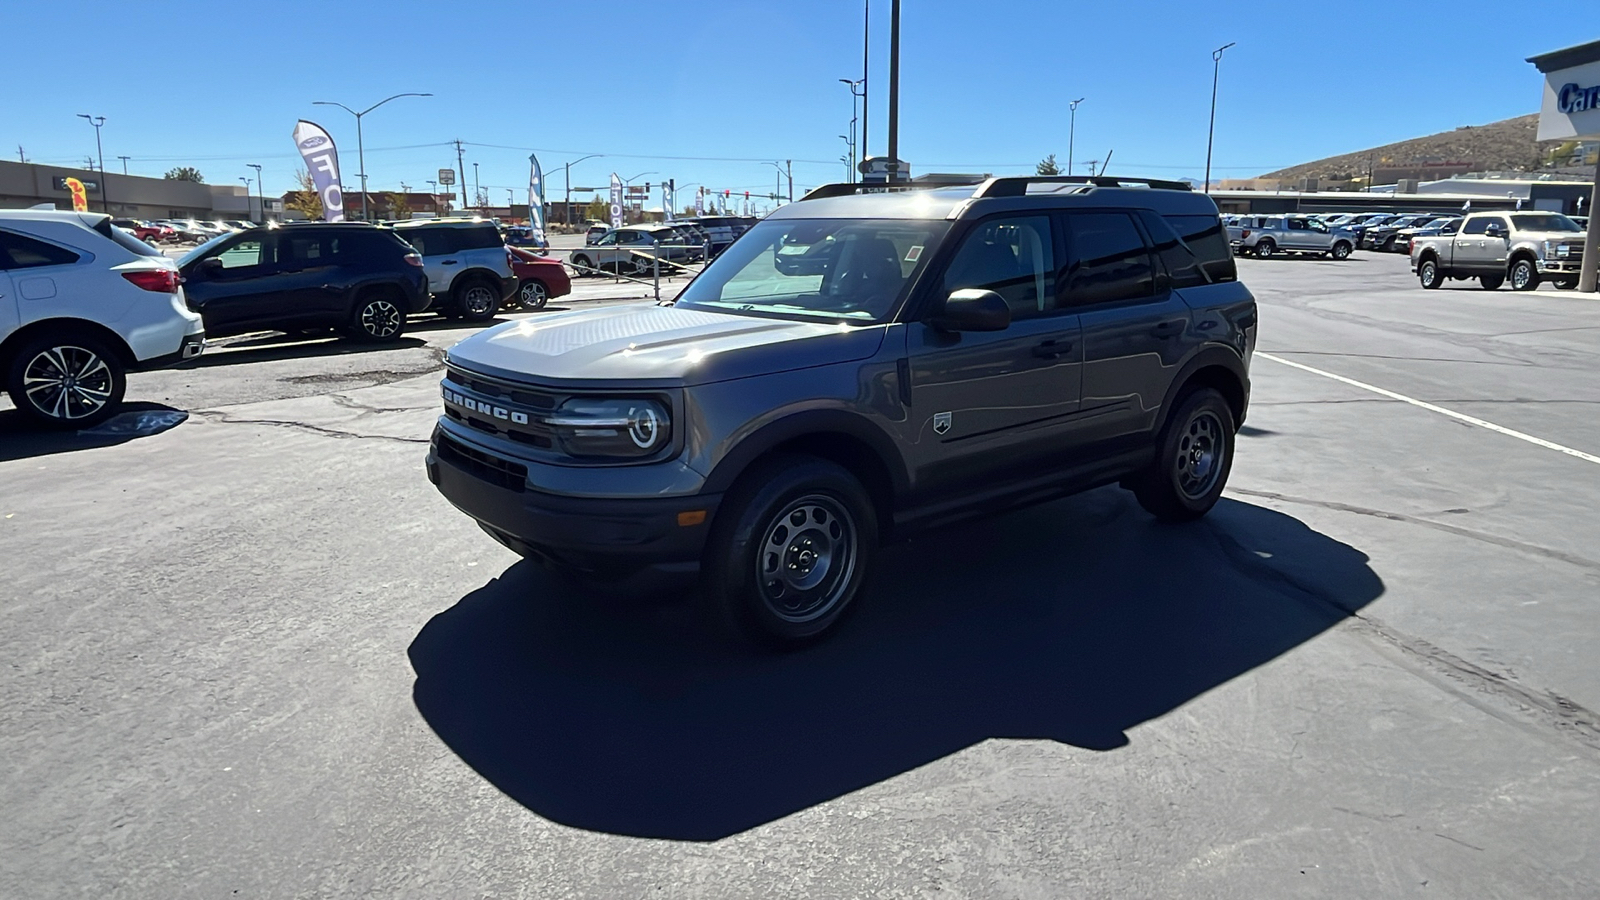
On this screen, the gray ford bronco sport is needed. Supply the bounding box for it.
[427,175,1257,646]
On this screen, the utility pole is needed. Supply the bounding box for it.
[117,155,130,176]
[248,163,263,223]
[887,0,900,180]
[1067,98,1084,176]
[454,140,468,212]
[77,114,107,211]
[16,145,25,163]
[862,0,870,163]
[786,159,793,202]
[473,162,481,213]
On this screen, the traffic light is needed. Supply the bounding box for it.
[744,191,749,199]
[644,182,650,193]
[723,189,730,198]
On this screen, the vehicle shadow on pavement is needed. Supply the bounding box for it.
[186,336,428,368]
[0,402,188,461]
[408,487,1383,841]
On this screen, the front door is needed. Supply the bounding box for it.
[181,233,283,334]
[904,214,1083,495]
[1454,216,1494,272]
[1480,215,1512,270]
[1062,211,1196,452]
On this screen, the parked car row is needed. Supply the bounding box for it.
[0,211,572,429]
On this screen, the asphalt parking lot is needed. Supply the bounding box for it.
[3,250,1598,897]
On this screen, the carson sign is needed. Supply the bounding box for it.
[1530,45,1600,141]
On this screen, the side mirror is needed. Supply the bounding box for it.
[195,257,225,278]
[1485,223,1504,237]
[931,289,1011,332]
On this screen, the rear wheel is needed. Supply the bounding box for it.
[1132,388,1235,523]
[518,279,549,309]
[1418,258,1444,289]
[5,333,126,429]
[343,293,406,342]
[705,454,877,648]
[1331,241,1352,260]
[1509,258,1540,291]
[569,254,594,276]
[1479,274,1504,291]
[1254,239,1274,258]
[454,279,500,323]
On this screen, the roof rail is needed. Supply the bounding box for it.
[798,175,988,202]
[975,175,1194,198]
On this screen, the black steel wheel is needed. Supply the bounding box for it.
[454,280,500,323]
[1132,388,1236,522]
[706,454,877,648]
[6,333,126,429]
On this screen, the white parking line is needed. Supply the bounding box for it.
[1256,351,1600,467]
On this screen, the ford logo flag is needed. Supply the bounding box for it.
[292,120,344,222]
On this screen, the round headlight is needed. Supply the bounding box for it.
[547,398,672,459]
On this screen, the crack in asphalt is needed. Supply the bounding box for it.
[328,394,437,416]
[1214,490,1600,753]
[192,411,429,445]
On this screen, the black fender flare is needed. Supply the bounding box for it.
[701,408,911,501]
[1152,344,1251,435]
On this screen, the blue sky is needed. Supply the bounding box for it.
[4,0,1565,211]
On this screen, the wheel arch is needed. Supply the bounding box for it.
[1153,347,1249,435]
[0,318,137,372]
[701,410,910,538]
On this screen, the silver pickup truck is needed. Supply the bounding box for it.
[1227,214,1356,259]
[1409,211,1587,291]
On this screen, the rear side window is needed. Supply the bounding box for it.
[401,228,459,256]
[459,225,505,251]
[1164,214,1237,283]
[94,219,165,258]
[1139,213,1206,290]
[1063,213,1156,306]
[0,230,82,269]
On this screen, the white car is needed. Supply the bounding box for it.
[1,209,205,428]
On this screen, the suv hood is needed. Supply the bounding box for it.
[1523,230,1585,243]
[447,303,887,386]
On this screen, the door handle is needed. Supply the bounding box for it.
[1150,320,1186,338]
[1032,339,1071,359]
[442,259,459,265]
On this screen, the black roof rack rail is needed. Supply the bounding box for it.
[975,175,1194,198]
[798,175,988,202]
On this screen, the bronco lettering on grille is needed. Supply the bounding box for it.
[442,385,531,425]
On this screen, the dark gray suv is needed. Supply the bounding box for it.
[426,176,1256,646]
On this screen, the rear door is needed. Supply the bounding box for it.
[402,227,459,294]
[904,213,1083,493]
[1285,217,1312,250]
[1063,210,1196,451]
[273,230,347,324]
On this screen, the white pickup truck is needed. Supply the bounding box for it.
[1409,211,1587,291]
[1227,214,1356,259]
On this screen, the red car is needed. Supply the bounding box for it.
[506,246,572,310]
[111,219,171,244]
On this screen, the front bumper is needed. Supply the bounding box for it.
[426,424,721,580]
[1538,257,1585,274]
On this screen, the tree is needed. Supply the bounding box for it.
[386,192,411,220]
[284,168,323,220]
[164,166,205,183]
[584,197,608,221]
[1036,154,1060,176]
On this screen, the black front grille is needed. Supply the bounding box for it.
[446,366,558,409]
[436,433,527,492]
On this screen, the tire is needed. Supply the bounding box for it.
[1508,258,1540,292]
[453,279,500,323]
[344,293,406,342]
[1254,239,1274,258]
[518,279,549,310]
[1331,241,1352,260]
[5,332,126,429]
[1479,274,1504,291]
[633,255,657,277]
[1380,236,1397,252]
[1418,258,1444,289]
[1555,279,1578,290]
[1132,388,1236,523]
[570,254,594,276]
[704,454,877,648]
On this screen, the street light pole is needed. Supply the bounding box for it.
[1204,42,1236,195]
[887,0,900,179]
[77,114,106,211]
[240,177,253,220]
[563,153,603,226]
[840,78,863,182]
[1067,98,1084,176]
[862,0,870,163]
[247,163,263,223]
[473,162,481,213]
[426,180,437,217]
[312,92,432,221]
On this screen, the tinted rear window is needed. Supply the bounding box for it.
[95,219,165,258]
[1164,214,1236,283]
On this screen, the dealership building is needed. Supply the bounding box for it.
[1528,38,1600,291]
[0,160,282,221]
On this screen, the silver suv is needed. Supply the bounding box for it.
[427,176,1257,646]
[391,219,516,322]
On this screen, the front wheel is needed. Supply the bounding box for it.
[1132,388,1236,523]
[344,294,406,342]
[1555,279,1579,290]
[5,333,127,429]
[1418,258,1444,289]
[1331,241,1352,260]
[518,279,549,309]
[705,455,877,648]
[569,254,594,276]
[1509,258,1540,291]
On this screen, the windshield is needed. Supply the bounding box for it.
[178,231,237,266]
[1511,213,1581,233]
[675,217,949,324]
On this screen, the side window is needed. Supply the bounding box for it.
[216,238,265,270]
[0,231,82,269]
[597,232,620,246]
[941,215,1055,319]
[1063,213,1156,306]
[1139,212,1206,290]
[281,235,326,266]
[1485,217,1510,234]
[1287,219,1308,231]
[1309,220,1328,233]
[1461,218,1490,236]
[1441,221,1461,235]
[1164,214,1237,283]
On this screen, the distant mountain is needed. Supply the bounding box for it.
[1259,114,1593,182]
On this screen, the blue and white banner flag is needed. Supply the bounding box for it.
[609,172,623,228]
[663,180,674,222]
[527,154,546,243]
[292,120,343,222]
